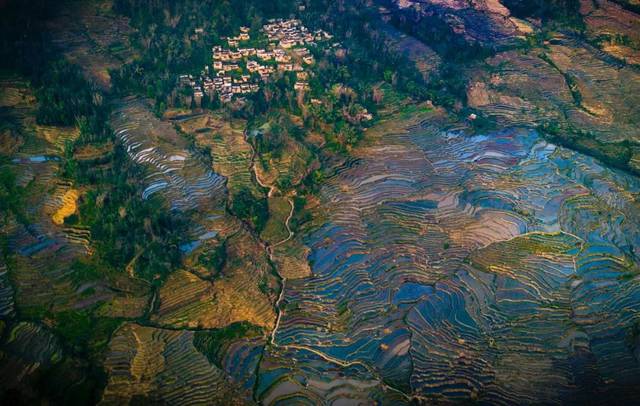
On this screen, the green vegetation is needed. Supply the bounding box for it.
[301,169,325,194]
[594,33,640,49]
[253,114,301,159]
[0,168,29,225]
[289,195,312,233]
[68,258,108,287]
[0,3,195,402]
[52,310,122,358]
[540,122,637,175]
[34,61,105,129]
[20,55,188,285]
[502,0,584,30]
[193,321,263,368]
[230,187,269,233]
[198,239,227,276]
[77,181,186,283]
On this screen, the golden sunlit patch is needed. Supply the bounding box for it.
[52,189,80,225]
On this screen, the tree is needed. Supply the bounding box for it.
[230,187,268,233]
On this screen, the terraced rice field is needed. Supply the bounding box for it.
[261,197,293,245]
[101,323,250,405]
[581,0,640,65]
[5,2,640,401]
[0,322,63,392]
[111,99,227,211]
[47,0,137,90]
[154,227,278,330]
[175,113,257,195]
[0,78,120,316]
[251,111,640,404]
[470,34,640,145]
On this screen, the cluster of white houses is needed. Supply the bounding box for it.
[263,18,332,48]
[179,19,334,105]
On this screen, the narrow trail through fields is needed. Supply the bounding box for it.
[243,129,291,346]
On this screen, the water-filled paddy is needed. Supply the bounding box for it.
[251,119,640,403]
[111,100,227,211]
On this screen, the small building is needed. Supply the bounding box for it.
[178,74,190,86]
[247,60,261,72]
[239,48,256,56]
[194,87,204,105]
[275,54,291,63]
[278,63,294,71]
[257,50,274,60]
[280,39,296,49]
[223,64,241,72]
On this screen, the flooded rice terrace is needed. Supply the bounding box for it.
[255,116,640,403]
[109,98,640,403]
[111,99,227,211]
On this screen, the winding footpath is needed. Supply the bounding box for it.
[243,129,293,346]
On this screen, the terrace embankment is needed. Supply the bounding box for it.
[469,33,640,134]
[6,1,640,403]
[580,0,640,65]
[0,76,153,397]
[253,108,640,404]
[111,99,227,211]
[101,323,252,404]
[0,78,149,319]
[109,102,283,328]
[47,0,137,90]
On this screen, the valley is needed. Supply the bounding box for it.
[1,0,639,404]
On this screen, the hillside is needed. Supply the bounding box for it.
[1,0,639,404]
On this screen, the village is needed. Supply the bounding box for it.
[178,19,334,106]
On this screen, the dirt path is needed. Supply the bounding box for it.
[243,128,292,346]
[271,198,294,248]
